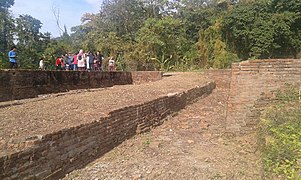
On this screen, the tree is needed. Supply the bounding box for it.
[271,0,301,13]
[0,0,15,68]
[96,0,148,39]
[43,39,71,69]
[198,19,238,68]
[15,15,50,68]
[223,0,301,59]
[0,0,14,10]
[135,17,187,71]
[0,0,15,50]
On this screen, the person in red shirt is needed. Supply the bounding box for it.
[73,53,78,70]
[55,57,62,70]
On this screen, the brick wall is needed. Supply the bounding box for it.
[131,71,163,84]
[0,70,162,102]
[0,82,216,180]
[225,59,301,133]
[204,70,232,90]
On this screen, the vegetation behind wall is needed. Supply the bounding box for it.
[1,0,301,70]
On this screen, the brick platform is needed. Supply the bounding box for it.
[0,73,214,179]
[2,59,301,179]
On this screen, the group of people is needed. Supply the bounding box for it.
[51,49,115,72]
[7,46,116,71]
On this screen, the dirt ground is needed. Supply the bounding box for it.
[64,73,263,180]
[0,73,210,156]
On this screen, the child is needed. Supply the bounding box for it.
[108,57,115,72]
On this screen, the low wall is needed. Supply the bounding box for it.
[0,82,216,180]
[225,59,301,133]
[0,70,162,102]
[131,71,163,84]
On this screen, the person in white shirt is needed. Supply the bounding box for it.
[39,58,45,70]
[108,57,115,71]
[86,52,90,70]
[78,57,85,71]
[77,50,85,71]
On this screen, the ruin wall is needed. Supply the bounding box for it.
[0,82,215,179]
[0,70,162,102]
[225,59,301,133]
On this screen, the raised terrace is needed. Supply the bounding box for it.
[1,59,301,179]
[0,72,215,179]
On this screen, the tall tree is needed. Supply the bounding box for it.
[0,0,15,52]
[223,0,301,59]
[0,0,15,68]
[0,0,14,10]
[135,17,187,70]
[15,15,50,68]
[100,0,148,38]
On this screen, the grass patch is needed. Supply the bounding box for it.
[258,85,301,179]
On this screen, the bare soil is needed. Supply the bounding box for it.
[63,73,263,180]
[0,72,210,156]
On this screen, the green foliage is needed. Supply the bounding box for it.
[0,0,14,10]
[0,51,8,69]
[135,17,187,71]
[2,0,301,70]
[258,85,301,179]
[15,15,51,69]
[271,0,301,13]
[197,20,239,68]
[43,40,71,70]
[0,2,53,69]
[223,0,301,59]
[0,4,15,54]
[68,0,238,71]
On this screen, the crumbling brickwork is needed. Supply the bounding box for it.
[226,59,301,133]
[0,82,215,179]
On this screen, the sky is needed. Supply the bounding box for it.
[11,0,103,37]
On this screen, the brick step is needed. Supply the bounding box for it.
[232,70,301,75]
[233,60,299,65]
[235,60,301,66]
[239,64,301,67]
[247,59,297,63]
[234,65,301,70]
[240,62,300,66]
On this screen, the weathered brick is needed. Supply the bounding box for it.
[0,71,162,102]
[0,77,214,179]
[225,59,301,133]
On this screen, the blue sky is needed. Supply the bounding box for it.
[11,0,103,37]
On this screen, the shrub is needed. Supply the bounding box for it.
[258,85,301,179]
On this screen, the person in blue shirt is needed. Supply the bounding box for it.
[8,46,17,69]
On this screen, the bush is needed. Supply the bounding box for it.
[258,85,301,179]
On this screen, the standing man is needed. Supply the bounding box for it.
[8,46,17,69]
[73,53,78,71]
[88,51,94,71]
[96,51,103,71]
[67,52,73,70]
